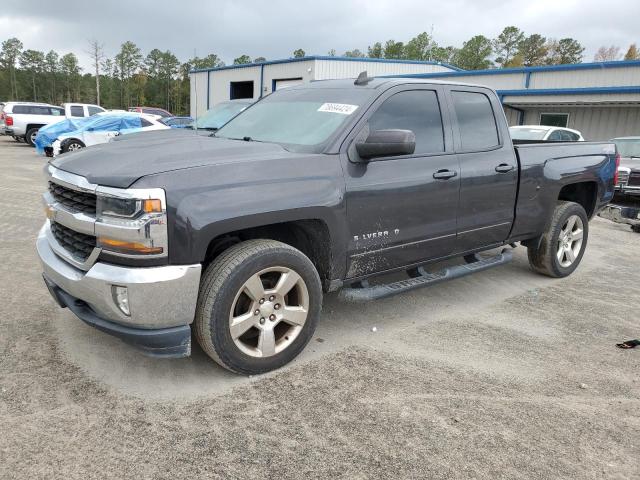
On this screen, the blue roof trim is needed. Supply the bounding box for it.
[497,86,640,97]
[190,55,463,73]
[384,59,640,79]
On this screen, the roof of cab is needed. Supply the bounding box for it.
[298,77,496,91]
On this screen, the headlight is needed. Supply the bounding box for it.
[95,187,168,257]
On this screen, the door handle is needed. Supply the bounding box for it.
[433,169,457,180]
[495,163,515,173]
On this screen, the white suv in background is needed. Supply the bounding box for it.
[1,102,65,146]
[62,103,106,118]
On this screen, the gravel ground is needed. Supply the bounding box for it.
[0,135,639,479]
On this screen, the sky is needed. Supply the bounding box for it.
[1,0,639,70]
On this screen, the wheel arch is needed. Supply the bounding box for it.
[557,181,598,218]
[201,218,336,292]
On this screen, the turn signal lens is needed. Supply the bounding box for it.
[98,237,163,255]
[143,199,162,213]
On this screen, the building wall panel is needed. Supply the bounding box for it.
[313,60,452,80]
[263,61,314,95]
[521,106,640,140]
[189,71,209,118]
[209,66,262,106]
[529,66,640,89]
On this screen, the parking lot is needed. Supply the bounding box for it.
[0,134,639,478]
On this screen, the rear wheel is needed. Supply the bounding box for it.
[194,239,322,375]
[527,201,589,278]
[25,128,39,147]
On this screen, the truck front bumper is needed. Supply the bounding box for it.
[37,226,202,357]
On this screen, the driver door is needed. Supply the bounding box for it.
[341,85,460,279]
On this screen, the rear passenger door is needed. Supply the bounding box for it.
[445,88,518,253]
[342,85,460,278]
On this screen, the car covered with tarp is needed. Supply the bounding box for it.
[34,116,94,155]
[40,113,169,157]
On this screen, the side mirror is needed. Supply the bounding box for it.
[355,129,416,160]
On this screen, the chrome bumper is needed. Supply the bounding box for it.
[598,204,640,228]
[37,224,202,330]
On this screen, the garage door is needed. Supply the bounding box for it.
[273,78,303,91]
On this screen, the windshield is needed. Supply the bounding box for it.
[194,102,251,130]
[216,88,373,153]
[509,127,549,140]
[613,138,640,158]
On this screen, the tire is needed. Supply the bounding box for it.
[25,128,39,147]
[61,139,85,153]
[527,201,589,278]
[194,239,322,375]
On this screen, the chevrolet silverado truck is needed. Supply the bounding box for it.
[38,76,618,374]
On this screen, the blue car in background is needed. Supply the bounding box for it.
[160,116,194,128]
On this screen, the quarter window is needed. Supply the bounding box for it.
[451,91,499,151]
[367,90,445,155]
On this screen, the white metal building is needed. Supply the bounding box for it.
[189,56,459,116]
[393,60,640,140]
[191,57,640,141]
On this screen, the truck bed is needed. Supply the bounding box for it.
[509,141,617,241]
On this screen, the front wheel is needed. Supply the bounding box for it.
[527,201,589,278]
[194,239,322,375]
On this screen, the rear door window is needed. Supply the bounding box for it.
[451,91,500,151]
[367,89,445,155]
[30,106,52,115]
[547,130,563,141]
[70,106,85,117]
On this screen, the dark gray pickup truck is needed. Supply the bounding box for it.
[38,76,618,374]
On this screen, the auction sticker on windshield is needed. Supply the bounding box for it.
[317,103,358,115]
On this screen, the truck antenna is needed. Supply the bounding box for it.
[354,71,373,86]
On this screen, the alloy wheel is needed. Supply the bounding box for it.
[557,214,584,267]
[229,266,309,358]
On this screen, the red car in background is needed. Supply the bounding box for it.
[128,106,172,117]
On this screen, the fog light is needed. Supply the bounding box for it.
[111,285,130,316]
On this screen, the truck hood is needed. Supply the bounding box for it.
[50,132,292,188]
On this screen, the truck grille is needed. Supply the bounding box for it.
[628,172,640,186]
[51,221,96,261]
[48,182,96,215]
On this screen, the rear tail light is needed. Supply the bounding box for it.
[614,153,620,186]
[5,115,13,126]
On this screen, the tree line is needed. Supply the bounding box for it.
[1,28,639,114]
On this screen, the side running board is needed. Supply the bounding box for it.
[339,250,513,302]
